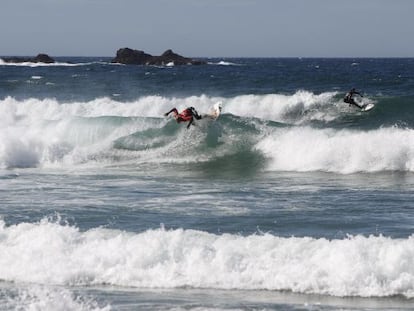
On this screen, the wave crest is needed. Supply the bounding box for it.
[1,94,414,173]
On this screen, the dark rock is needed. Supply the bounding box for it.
[111,48,205,66]
[33,53,55,63]
[1,53,55,63]
[111,48,152,65]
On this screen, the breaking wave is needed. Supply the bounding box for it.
[1,93,413,174]
[0,218,413,298]
[256,126,414,174]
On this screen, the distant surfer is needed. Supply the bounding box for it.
[344,88,363,108]
[164,106,202,129]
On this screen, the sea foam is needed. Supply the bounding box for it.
[0,91,335,121]
[256,126,414,174]
[2,286,110,311]
[225,90,338,123]
[0,219,413,298]
[0,59,98,67]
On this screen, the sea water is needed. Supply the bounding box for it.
[0,57,414,310]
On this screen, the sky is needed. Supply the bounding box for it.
[1,0,414,58]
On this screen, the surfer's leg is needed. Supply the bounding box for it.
[350,99,362,109]
[186,117,194,129]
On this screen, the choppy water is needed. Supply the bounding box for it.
[0,57,414,310]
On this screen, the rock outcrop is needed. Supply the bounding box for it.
[1,53,55,63]
[111,48,152,65]
[111,48,205,66]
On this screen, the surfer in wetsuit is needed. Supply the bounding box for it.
[344,88,363,108]
[164,106,202,129]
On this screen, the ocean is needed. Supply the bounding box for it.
[0,57,414,310]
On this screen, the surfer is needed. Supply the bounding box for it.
[164,106,202,129]
[344,88,363,108]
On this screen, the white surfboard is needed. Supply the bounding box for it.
[203,102,222,119]
[361,103,375,112]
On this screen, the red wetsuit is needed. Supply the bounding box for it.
[165,107,202,129]
[176,108,194,122]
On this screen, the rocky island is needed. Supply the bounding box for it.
[1,53,55,64]
[111,48,205,66]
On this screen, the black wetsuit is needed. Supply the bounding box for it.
[344,89,363,108]
[186,107,202,128]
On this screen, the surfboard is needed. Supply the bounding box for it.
[361,103,375,112]
[203,102,222,119]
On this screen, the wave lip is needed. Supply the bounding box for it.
[225,90,338,123]
[0,91,345,125]
[0,219,413,298]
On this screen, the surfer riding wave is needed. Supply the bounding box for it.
[164,106,202,129]
[344,88,363,108]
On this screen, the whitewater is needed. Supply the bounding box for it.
[1,94,413,174]
[1,57,414,310]
[1,218,414,297]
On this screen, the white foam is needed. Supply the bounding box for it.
[256,126,414,174]
[0,59,98,67]
[225,91,338,123]
[210,61,241,66]
[0,96,217,120]
[0,219,413,298]
[4,285,110,311]
[0,97,162,168]
[0,95,223,168]
[0,91,338,123]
